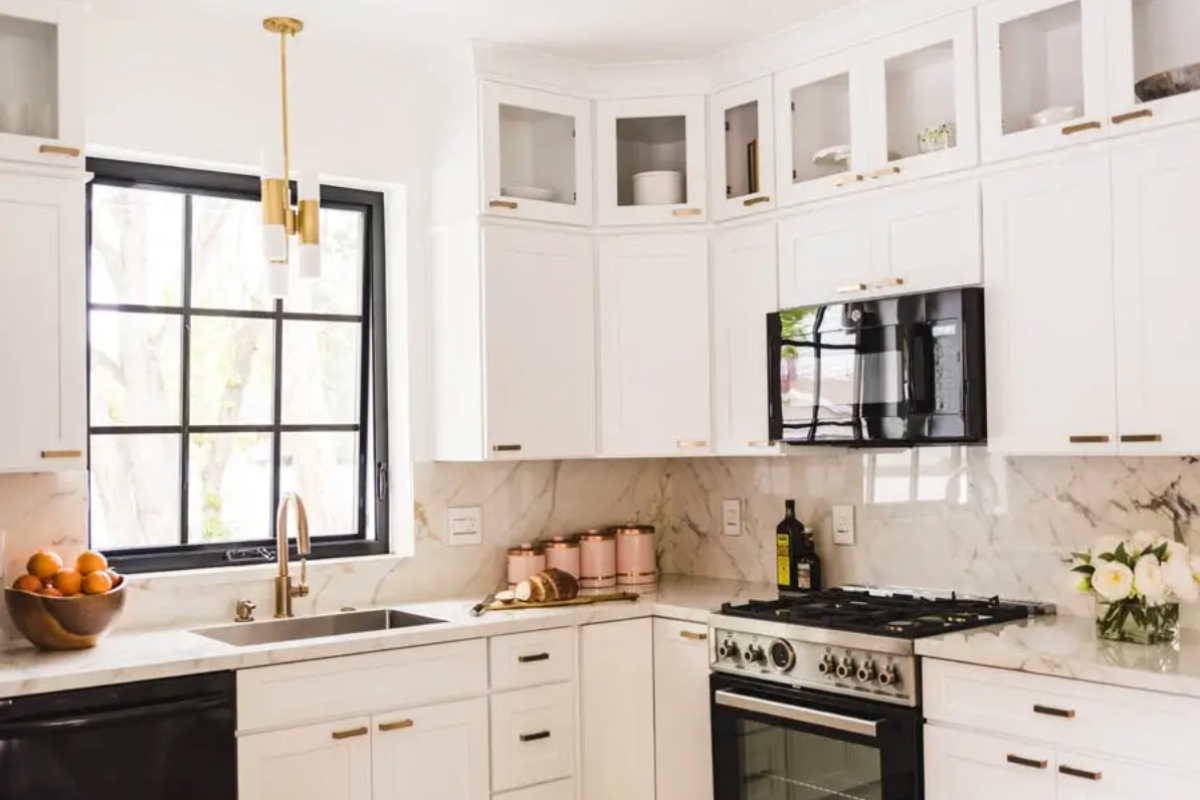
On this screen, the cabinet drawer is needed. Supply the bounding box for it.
[494,778,575,800]
[490,627,575,690]
[238,639,488,732]
[923,659,1200,767]
[490,683,576,792]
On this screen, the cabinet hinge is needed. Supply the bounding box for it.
[725,121,731,132]
[791,102,796,112]
[793,169,798,180]
[572,128,576,138]
[573,191,577,202]
[726,185,732,197]
[376,461,389,502]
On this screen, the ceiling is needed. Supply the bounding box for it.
[97,0,866,64]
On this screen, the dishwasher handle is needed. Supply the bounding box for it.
[0,694,230,737]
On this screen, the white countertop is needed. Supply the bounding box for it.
[0,575,773,699]
[916,614,1200,698]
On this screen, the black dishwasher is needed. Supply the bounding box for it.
[0,671,236,800]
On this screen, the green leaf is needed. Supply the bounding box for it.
[1153,543,1169,562]
[1071,565,1096,575]
[1070,552,1092,564]
[1097,552,1116,562]
[1115,542,1130,564]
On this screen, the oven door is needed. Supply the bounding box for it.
[711,674,921,800]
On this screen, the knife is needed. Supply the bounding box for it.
[470,591,498,617]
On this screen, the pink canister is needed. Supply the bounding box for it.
[578,530,616,590]
[543,536,581,578]
[615,524,657,586]
[507,544,545,589]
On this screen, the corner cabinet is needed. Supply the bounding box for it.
[710,77,775,221]
[0,172,86,473]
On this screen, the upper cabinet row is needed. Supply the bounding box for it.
[477,0,1200,227]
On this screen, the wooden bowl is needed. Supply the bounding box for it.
[5,582,127,651]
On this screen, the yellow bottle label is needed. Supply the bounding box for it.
[776,533,791,586]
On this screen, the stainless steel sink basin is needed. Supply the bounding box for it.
[192,609,446,647]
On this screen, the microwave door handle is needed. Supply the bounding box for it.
[715,690,880,739]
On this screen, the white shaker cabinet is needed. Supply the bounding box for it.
[372,699,489,800]
[983,155,1117,455]
[777,200,872,309]
[653,618,714,800]
[1105,0,1200,137]
[580,619,656,800]
[239,717,373,800]
[870,179,981,296]
[599,233,711,457]
[712,223,779,456]
[710,77,775,221]
[925,725,1056,800]
[0,172,85,473]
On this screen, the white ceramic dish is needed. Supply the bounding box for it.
[1029,106,1079,128]
[632,171,683,205]
[502,186,556,202]
[813,144,851,166]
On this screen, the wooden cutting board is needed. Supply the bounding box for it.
[481,591,640,612]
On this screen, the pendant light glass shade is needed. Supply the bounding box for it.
[261,148,289,264]
[266,256,290,299]
[297,169,321,278]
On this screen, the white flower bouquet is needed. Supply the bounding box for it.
[1070,531,1200,644]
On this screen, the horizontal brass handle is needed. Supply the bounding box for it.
[1062,121,1102,136]
[378,719,414,732]
[873,277,905,289]
[679,630,708,641]
[1059,765,1102,781]
[837,283,868,293]
[743,196,771,207]
[676,440,708,449]
[1033,703,1076,719]
[331,726,369,740]
[1120,434,1162,443]
[41,450,82,459]
[490,200,519,210]
[672,208,704,217]
[518,653,550,663]
[747,440,776,448]
[1007,754,1048,770]
[1112,109,1153,125]
[866,166,901,179]
[492,444,522,453]
[39,144,81,157]
[520,730,551,743]
[1069,435,1110,445]
[834,174,863,187]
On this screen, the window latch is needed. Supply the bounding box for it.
[376,461,389,502]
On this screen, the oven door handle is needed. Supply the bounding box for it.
[715,690,880,739]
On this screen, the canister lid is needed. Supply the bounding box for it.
[508,543,543,556]
[612,524,655,536]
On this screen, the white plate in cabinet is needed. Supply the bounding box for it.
[372,698,489,800]
[489,627,575,691]
[481,81,593,226]
[653,618,713,800]
[925,725,1056,800]
[869,179,981,297]
[1106,0,1200,137]
[777,199,873,309]
[596,95,708,225]
[494,778,575,800]
[711,76,775,221]
[490,683,576,793]
[977,0,1111,163]
[239,716,373,800]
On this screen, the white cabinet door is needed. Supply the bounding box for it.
[481,81,593,225]
[653,618,713,800]
[712,224,779,456]
[870,179,981,295]
[1111,134,1200,455]
[983,155,1117,455]
[977,0,1111,163]
[1105,0,1200,136]
[581,619,655,800]
[372,698,489,800]
[597,95,708,225]
[925,725,1056,800]
[711,76,775,221]
[777,201,872,308]
[483,226,596,460]
[239,717,372,800]
[1055,747,1194,800]
[599,234,711,457]
[490,683,576,793]
[0,172,85,473]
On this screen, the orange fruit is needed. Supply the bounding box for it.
[38,585,64,597]
[51,568,83,596]
[13,574,44,593]
[105,569,122,588]
[76,550,109,576]
[26,550,63,580]
[82,570,114,595]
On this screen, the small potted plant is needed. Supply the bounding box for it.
[1071,532,1200,645]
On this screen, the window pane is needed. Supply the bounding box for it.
[90,311,181,426]
[284,208,365,316]
[191,196,274,311]
[281,432,359,537]
[89,435,180,549]
[188,433,272,544]
[282,320,361,424]
[90,186,184,306]
[188,316,275,425]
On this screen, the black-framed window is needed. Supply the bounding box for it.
[86,159,389,573]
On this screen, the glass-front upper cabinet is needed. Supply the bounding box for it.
[596,95,707,226]
[1106,0,1200,134]
[0,0,84,169]
[709,77,775,221]
[977,0,1110,162]
[481,81,593,226]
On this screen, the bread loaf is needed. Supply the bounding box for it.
[512,568,580,604]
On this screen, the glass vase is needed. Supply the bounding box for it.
[1095,599,1180,645]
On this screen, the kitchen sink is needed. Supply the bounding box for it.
[191,609,446,647]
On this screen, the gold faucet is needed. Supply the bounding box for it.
[274,492,311,618]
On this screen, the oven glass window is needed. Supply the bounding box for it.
[737,718,883,800]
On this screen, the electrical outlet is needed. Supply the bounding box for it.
[722,499,742,537]
[447,507,482,546]
[832,505,855,545]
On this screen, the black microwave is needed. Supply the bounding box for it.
[767,287,986,448]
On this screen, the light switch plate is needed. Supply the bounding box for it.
[447,507,483,546]
[832,505,855,546]
[722,499,742,537]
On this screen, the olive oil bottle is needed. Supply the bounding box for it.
[776,500,822,594]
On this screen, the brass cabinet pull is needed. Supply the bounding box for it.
[672,208,704,217]
[834,174,864,187]
[743,196,771,207]
[520,730,552,743]
[873,277,905,289]
[1120,434,1162,443]
[866,166,901,179]
[1007,754,1048,770]
[679,630,708,641]
[489,200,519,210]
[39,144,81,157]
[518,653,550,663]
[492,444,522,452]
[1033,704,1076,719]
[378,719,414,732]
[747,440,776,448]
[837,283,868,293]
[1112,109,1154,125]
[331,726,369,740]
[676,440,708,449]
[1062,121,1102,136]
[1059,765,1102,781]
[1069,435,1110,445]
[41,450,82,459]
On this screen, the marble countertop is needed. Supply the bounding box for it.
[0,575,774,699]
[916,615,1200,698]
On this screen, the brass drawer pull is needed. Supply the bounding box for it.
[679,630,708,641]
[1062,121,1102,136]
[1120,434,1162,443]
[1007,754,1048,770]
[1069,435,1109,445]
[490,200,519,210]
[873,277,905,289]
[837,283,868,293]
[834,174,864,187]
[520,730,551,743]
[1059,765,1102,781]
[1033,704,1076,719]
[676,440,708,449]
[39,144,81,157]
[492,444,522,453]
[672,208,704,217]
[41,450,82,459]
[747,440,776,448]
[867,166,901,179]
[743,196,771,207]
[331,726,369,740]
[518,653,550,663]
[378,719,414,732]
[1112,109,1153,125]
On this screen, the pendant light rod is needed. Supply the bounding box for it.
[264,17,303,186]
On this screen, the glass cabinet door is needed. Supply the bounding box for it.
[1106,0,1200,134]
[977,0,1110,162]
[711,76,775,221]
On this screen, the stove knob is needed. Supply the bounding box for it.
[879,665,901,687]
[817,653,835,675]
[718,640,740,661]
[835,656,856,680]
[745,645,767,666]
[856,660,877,684]
[769,640,796,672]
